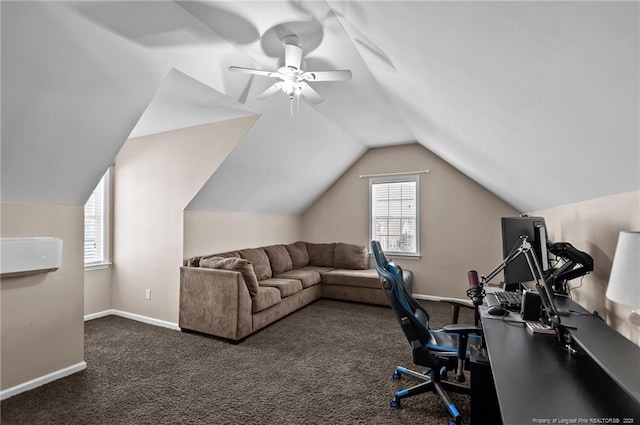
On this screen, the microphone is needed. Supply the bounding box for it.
[466,270,485,306]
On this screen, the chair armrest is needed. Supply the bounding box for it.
[442,324,481,335]
[442,324,482,361]
[428,297,474,324]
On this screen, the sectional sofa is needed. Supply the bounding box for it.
[180,241,413,341]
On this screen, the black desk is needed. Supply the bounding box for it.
[475,295,640,424]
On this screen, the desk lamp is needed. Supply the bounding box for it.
[605,231,640,326]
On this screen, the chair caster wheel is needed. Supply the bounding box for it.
[392,372,401,380]
[390,399,400,409]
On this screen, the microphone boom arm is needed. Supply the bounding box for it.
[480,236,560,322]
[476,235,578,352]
[480,236,533,286]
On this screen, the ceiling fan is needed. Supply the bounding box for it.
[229,35,352,105]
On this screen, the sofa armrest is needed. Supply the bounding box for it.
[179,266,252,341]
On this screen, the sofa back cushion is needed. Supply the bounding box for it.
[214,251,241,258]
[238,248,272,280]
[306,242,336,268]
[286,242,309,268]
[334,243,369,270]
[263,245,293,275]
[186,250,240,267]
[199,256,259,297]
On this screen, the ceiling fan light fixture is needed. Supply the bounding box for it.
[228,34,350,107]
[281,79,302,99]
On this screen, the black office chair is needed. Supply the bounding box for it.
[371,241,481,425]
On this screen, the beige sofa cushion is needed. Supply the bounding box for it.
[334,243,369,270]
[214,251,241,258]
[200,256,259,297]
[275,269,322,288]
[263,245,293,275]
[259,278,303,298]
[252,286,281,313]
[186,250,240,267]
[285,242,309,268]
[322,269,381,289]
[306,242,335,267]
[238,248,272,280]
[298,265,335,275]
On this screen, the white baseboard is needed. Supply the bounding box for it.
[84,309,180,331]
[111,310,180,331]
[84,309,115,321]
[0,361,87,401]
[413,293,474,308]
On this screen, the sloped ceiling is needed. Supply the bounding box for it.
[1,1,167,204]
[331,1,639,212]
[128,68,256,139]
[2,1,638,213]
[187,93,367,214]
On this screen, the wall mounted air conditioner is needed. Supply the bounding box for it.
[1,237,63,278]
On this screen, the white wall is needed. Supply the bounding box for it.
[1,203,85,391]
[183,211,302,259]
[302,143,518,299]
[530,190,640,346]
[112,116,257,324]
[84,268,113,316]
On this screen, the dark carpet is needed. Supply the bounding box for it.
[1,299,474,425]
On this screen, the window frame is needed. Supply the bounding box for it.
[84,168,112,270]
[369,175,421,258]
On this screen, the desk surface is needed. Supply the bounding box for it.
[481,295,640,424]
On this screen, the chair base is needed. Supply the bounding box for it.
[391,365,470,425]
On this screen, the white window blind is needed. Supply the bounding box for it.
[370,177,419,255]
[84,170,109,267]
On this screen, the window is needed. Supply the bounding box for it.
[84,168,110,268]
[370,176,419,256]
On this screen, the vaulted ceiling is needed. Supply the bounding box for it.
[2,1,638,213]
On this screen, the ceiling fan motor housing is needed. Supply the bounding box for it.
[228,32,350,105]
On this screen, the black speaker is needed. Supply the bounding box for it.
[520,290,542,321]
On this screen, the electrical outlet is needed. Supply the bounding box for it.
[145,289,151,300]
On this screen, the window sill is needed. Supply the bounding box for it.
[371,253,421,260]
[84,262,112,271]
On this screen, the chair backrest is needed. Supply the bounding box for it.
[370,241,432,347]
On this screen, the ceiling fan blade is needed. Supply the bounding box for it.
[257,82,283,99]
[299,82,323,104]
[229,66,276,78]
[237,75,255,105]
[284,43,303,70]
[303,70,352,82]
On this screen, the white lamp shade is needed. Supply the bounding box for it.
[605,231,640,308]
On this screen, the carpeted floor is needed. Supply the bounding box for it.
[1,299,475,425]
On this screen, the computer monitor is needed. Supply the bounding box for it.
[501,216,550,289]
